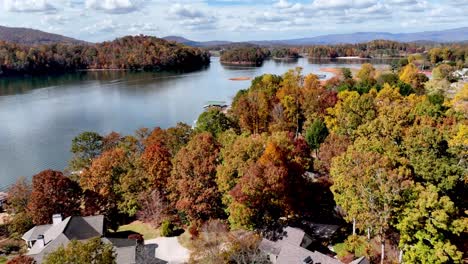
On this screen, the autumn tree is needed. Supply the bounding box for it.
[305,119,329,156]
[356,63,376,86]
[139,142,172,192]
[43,237,116,264]
[315,133,351,174]
[196,108,234,136]
[301,73,338,123]
[216,134,266,206]
[170,132,223,222]
[69,132,103,171]
[6,177,31,214]
[228,132,311,229]
[165,122,194,155]
[330,140,412,264]
[231,89,271,134]
[399,63,428,94]
[325,90,377,138]
[136,190,170,228]
[79,148,138,216]
[275,67,304,135]
[27,170,81,225]
[190,220,269,264]
[397,184,467,263]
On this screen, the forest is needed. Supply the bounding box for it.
[0,35,210,76]
[2,44,468,263]
[220,47,270,65]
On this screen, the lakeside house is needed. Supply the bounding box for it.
[22,214,163,264]
[260,226,368,264]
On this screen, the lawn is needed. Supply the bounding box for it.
[117,221,159,240]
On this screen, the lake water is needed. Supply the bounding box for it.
[0,57,392,187]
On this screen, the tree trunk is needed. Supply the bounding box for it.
[352,218,356,235]
[398,249,403,264]
[380,238,385,264]
[367,227,370,240]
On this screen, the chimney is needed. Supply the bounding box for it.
[52,214,62,225]
[36,235,45,248]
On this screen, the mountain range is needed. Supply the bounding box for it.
[163,27,468,47]
[0,25,467,46]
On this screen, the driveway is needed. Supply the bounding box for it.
[145,237,190,264]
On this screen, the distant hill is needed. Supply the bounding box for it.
[0,25,86,45]
[166,27,468,47]
[163,36,231,47]
[259,27,468,45]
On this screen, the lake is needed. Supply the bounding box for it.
[0,57,392,187]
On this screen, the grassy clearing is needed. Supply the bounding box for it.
[117,221,159,240]
[0,256,8,264]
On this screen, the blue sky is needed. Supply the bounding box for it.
[0,0,467,42]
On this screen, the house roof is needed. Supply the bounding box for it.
[24,215,165,264]
[280,227,306,247]
[22,224,52,242]
[276,243,342,264]
[25,215,105,261]
[260,226,343,264]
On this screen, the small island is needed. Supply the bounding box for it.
[271,47,300,60]
[220,47,269,66]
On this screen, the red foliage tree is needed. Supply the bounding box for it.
[170,132,223,222]
[6,255,36,264]
[140,143,172,191]
[27,170,81,225]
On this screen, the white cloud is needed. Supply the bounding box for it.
[168,4,217,30]
[4,0,56,12]
[85,0,143,14]
[311,0,377,10]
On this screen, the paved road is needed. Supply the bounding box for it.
[145,237,190,264]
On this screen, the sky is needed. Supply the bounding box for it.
[0,0,467,42]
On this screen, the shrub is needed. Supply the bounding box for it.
[344,235,370,257]
[7,212,34,239]
[128,234,143,243]
[160,220,174,237]
[0,240,22,254]
[7,255,36,264]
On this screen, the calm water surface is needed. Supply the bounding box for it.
[0,57,392,187]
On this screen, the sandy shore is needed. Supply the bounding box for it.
[320,67,342,76]
[229,77,251,81]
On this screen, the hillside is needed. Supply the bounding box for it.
[0,25,86,45]
[0,35,210,76]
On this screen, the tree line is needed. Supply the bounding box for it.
[0,35,210,76]
[5,62,467,263]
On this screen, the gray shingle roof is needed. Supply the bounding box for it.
[260,226,343,264]
[22,224,52,242]
[276,243,342,264]
[281,227,306,247]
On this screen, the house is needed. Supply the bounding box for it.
[22,214,162,264]
[260,226,368,264]
[260,226,341,264]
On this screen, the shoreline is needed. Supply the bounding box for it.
[320,67,342,77]
[229,77,251,81]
